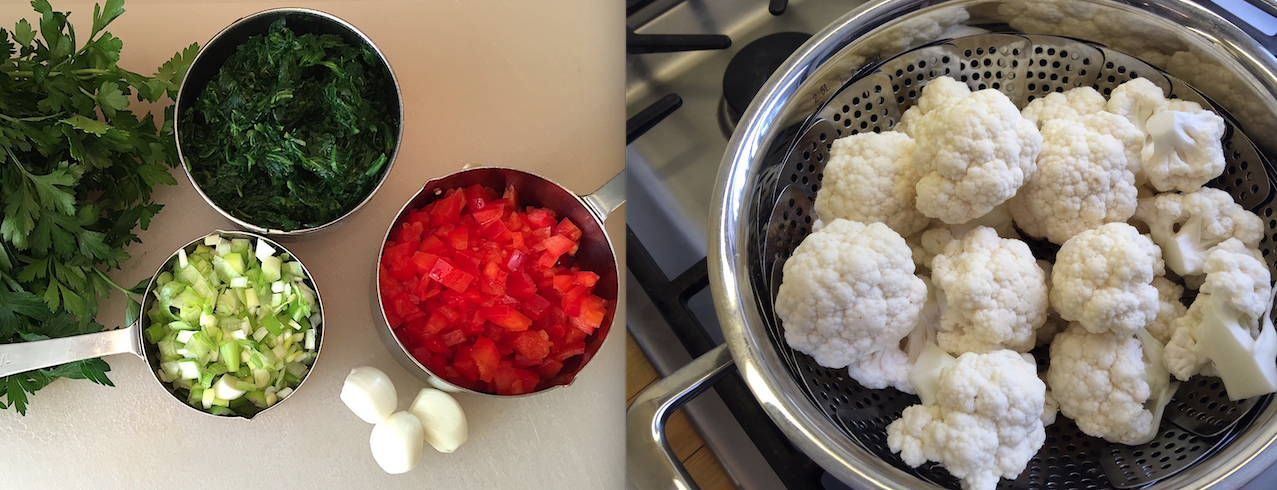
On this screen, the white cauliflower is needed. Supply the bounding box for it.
[1009,115,1140,244]
[1142,109,1226,193]
[1047,323,1176,445]
[1049,223,1164,336]
[930,227,1049,354]
[1104,78,1226,193]
[1163,239,1277,399]
[1144,276,1188,345]
[887,349,1045,490]
[1020,86,1107,128]
[775,219,928,384]
[1131,188,1263,277]
[912,86,1043,225]
[1106,77,1170,134]
[896,76,973,137]
[815,131,931,236]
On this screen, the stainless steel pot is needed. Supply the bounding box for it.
[628,0,1277,488]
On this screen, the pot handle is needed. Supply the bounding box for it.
[0,322,142,378]
[583,170,627,221]
[626,343,736,490]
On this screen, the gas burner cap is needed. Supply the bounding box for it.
[722,32,812,124]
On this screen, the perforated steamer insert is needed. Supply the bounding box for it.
[752,34,1277,489]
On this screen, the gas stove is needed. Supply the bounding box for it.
[625,1,1277,489]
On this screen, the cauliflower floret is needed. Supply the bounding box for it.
[1047,323,1175,445]
[815,132,931,236]
[1141,109,1226,193]
[897,76,973,137]
[1049,223,1164,336]
[775,219,928,380]
[1009,115,1139,244]
[1106,77,1169,134]
[930,227,1049,354]
[1145,276,1188,345]
[1131,188,1263,277]
[912,87,1043,225]
[1164,239,1277,399]
[887,350,1045,490]
[1020,86,1107,128]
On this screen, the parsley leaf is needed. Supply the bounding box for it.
[0,0,195,415]
[180,18,397,231]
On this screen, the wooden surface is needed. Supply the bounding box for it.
[627,332,736,490]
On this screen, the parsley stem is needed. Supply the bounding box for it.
[92,267,140,299]
[5,68,113,78]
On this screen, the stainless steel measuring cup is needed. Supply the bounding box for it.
[0,230,324,418]
[374,167,625,396]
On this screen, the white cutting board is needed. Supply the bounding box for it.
[0,1,625,489]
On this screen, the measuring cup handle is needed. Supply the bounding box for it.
[626,343,736,490]
[0,324,141,378]
[583,169,627,221]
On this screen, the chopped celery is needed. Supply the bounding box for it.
[221,341,241,372]
[261,315,283,336]
[144,324,166,344]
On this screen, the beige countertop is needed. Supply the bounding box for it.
[0,1,625,488]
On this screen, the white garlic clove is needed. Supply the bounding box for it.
[340,366,397,424]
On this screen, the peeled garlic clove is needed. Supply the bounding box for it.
[409,388,468,453]
[369,411,424,474]
[341,366,397,424]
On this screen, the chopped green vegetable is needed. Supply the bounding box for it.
[180,18,398,231]
[146,233,319,416]
[0,0,197,415]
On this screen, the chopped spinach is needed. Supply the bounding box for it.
[180,18,398,231]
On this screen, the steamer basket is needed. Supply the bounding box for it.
[685,1,1277,489]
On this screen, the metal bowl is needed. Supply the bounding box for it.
[374,167,625,397]
[174,8,403,237]
[707,0,1277,489]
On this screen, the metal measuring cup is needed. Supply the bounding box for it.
[0,230,324,418]
[373,167,625,396]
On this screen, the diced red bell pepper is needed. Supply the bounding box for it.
[471,337,500,383]
[521,293,551,320]
[399,220,425,242]
[562,285,590,317]
[448,226,469,250]
[439,328,468,347]
[430,189,464,226]
[493,366,540,395]
[472,203,505,226]
[574,271,599,287]
[534,359,564,379]
[511,330,551,360]
[484,305,532,331]
[419,235,448,254]
[505,250,526,273]
[464,184,494,212]
[392,294,426,324]
[524,208,556,228]
[378,265,404,298]
[577,296,608,330]
[499,184,518,211]
[552,341,586,362]
[552,274,576,295]
[507,271,538,298]
[453,344,480,382]
[424,311,450,338]
[411,252,440,275]
[554,218,582,241]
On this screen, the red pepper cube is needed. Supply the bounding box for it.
[493,366,540,395]
[453,249,482,275]
[473,203,506,226]
[541,235,574,257]
[521,293,552,320]
[552,274,576,295]
[504,250,526,273]
[534,359,564,379]
[425,336,450,354]
[574,271,599,288]
[552,341,586,362]
[399,220,425,242]
[393,294,427,324]
[478,218,510,242]
[562,285,590,317]
[453,344,480,382]
[464,184,492,212]
[411,252,440,275]
[507,271,538,298]
[578,296,608,330]
[439,328,468,347]
[424,311,450,338]
[525,208,557,228]
[511,330,552,360]
[499,184,518,211]
[484,305,532,331]
[419,235,448,254]
[448,226,469,250]
[378,265,404,299]
[471,337,501,383]
[430,189,464,226]
[554,218,582,241]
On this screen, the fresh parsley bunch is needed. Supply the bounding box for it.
[180,18,398,231]
[0,0,196,414]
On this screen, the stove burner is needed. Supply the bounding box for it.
[721,32,811,129]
